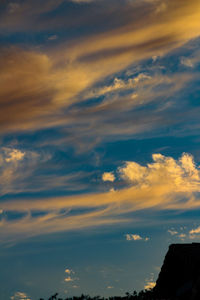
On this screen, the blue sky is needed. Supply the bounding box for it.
[1,0,200,299]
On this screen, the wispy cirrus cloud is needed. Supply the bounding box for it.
[1,153,200,243]
[0,146,91,196]
[0,0,200,138]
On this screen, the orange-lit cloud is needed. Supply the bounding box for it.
[1,153,200,243]
[11,291,31,300]
[102,172,115,182]
[0,0,200,135]
[125,234,149,241]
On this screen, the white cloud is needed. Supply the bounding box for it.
[102,172,115,182]
[107,286,114,289]
[125,234,149,241]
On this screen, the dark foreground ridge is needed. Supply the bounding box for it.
[154,242,200,299]
[40,243,200,300]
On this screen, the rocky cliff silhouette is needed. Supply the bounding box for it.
[154,243,200,300]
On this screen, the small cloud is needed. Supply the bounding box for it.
[72,285,79,289]
[64,276,74,282]
[189,226,200,239]
[102,172,115,182]
[65,268,73,274]
[180,57,194,68]
[189,226,200,235]
[178,233,186,241]
[107,286,114,289]
[10,291,31,300]
[144,281,156,290]
[48,35,58,41]
[125,234,149,241]
[168,229,178,236]
[4,148,25,163]
[179,233,186,238]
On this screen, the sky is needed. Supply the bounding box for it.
[1,0,200,299]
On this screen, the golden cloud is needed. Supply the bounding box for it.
[0,0,200,134]
[1,153,200,243]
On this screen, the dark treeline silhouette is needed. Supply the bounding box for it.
[39,289,156,300]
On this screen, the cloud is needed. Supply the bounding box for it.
[0,146,89,196]
[144,272,156,290]
[0,0,200,136]
[90,73,151,97]
[180,57,195,68]
[168,229,178,236]
[65,268,73,274]
[180,49,200,68]
[64,268,76,282]
[178,233,186,241]
[0,147,45,195]
[48,35,58,41]
[125,234,149,241]
[189,226,200,235]
[10,291,31,300]
[102,172,115,182]
[4,149,25,163]
[118,153,200,192]
[144,281,156,290]
[167,226,200,240]
[1,153,200,242]
[65,276,74,282]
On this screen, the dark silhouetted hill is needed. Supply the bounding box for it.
[154,243,200,299]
